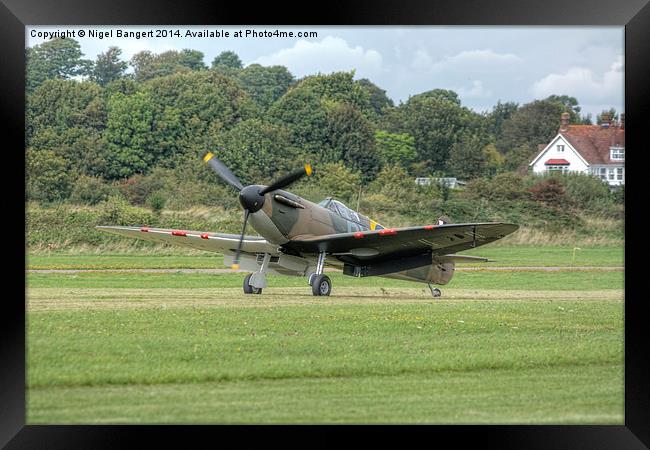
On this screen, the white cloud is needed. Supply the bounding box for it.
[456,80,493,98]
[410,49,434,70]
[412,49,522,72]
[252,36,382,78]
[531,55,623,101]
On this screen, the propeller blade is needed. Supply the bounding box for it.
[259,164,312,195]
[231,208,250,270]
[203,152,244,191]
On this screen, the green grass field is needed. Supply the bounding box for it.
[27,245,624,270]
[26,247,624,424]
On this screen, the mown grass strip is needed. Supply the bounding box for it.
[27,246,623,270]
[26,269,624,291]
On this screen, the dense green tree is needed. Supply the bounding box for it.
[130,49,206,82]
[448,133,489,180]
[179,49,207,71]
[486,100,519,143]
[326,102,379,181]
[410,88,462,106]
[295,72,372,116]
[103,91,157,179]
[368,164,415,197]
[26,149,72,202]
[268,86,330,157]
[381,90,487,172]
[374,130,417,168]
[545,95,582,122]
[211,51,243,69]
[312,162,362,204]
[356,78,394,115]
[26,38,92,91]
[92,46,128,86]
[27,79,105,142]
[483,143,505,175]
[498,99,565,154]
[144,71,258,159]
[236,64,294,110]
[504,143,536,173]
[213,118,298,185]
[103,77,138,97]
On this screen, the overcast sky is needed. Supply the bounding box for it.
[27,26,624,119]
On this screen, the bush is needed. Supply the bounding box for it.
[528,177,571,206]
[557,172,612,207]
[116,173,166,205]
[69,175,116,205]
[464,172,529,201]
[147,191,167,214]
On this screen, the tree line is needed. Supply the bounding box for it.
[26,38,619,205]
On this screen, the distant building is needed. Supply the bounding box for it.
[414,177,465,189]
[529,112,625,187]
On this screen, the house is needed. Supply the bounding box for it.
[529,112,625,187]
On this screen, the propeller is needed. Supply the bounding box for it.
[203,152,312,269]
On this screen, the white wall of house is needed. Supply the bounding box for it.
[530,135,590,175]
[590,165,625,186]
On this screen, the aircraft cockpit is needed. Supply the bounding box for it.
[318,197,384,231]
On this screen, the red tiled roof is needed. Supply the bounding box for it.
[545,159,570,165]
[560,125,624,165]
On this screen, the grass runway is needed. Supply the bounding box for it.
[26,247,624,424]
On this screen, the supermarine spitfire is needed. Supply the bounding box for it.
[98,154,519,297]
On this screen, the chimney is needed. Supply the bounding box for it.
[560,112,570,131]
[620,113,625,129]
[601,113,610,128]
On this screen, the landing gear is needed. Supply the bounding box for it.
[243,273,262,294]
[309,251,332,296]
[242,252,271,295]
[311,274,332,296]
[428,283,441,298]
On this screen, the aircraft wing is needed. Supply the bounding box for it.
[96,226,279,256]
[288,222,518,260]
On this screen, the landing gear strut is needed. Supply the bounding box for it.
[428,283,441,298]
[309,251,331,296]
[242,253,270,295]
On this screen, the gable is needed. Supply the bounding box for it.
[529,134,589,167]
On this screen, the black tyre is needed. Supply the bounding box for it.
[243,273,262,295]
[311,274,332,296]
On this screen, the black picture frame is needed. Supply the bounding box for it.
[2,0,648,447]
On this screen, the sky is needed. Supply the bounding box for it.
[26,26,624,119]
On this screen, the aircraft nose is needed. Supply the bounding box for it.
[239,185,266,213]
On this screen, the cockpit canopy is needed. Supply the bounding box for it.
[318,197,384,230]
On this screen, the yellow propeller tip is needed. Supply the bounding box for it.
[231,264,240,270]
[305,164,312,176]
[203,152,214,163]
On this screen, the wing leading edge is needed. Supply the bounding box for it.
[96,226,279,255]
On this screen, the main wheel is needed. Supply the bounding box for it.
[243,273,262,295]
[311,274,332,296]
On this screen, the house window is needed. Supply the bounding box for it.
[617,167,623,181]
[548,165,569,173]
[608,168,615,181]
[610,147,624,161]
[599,167,607,180]
[557,145,565,152]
